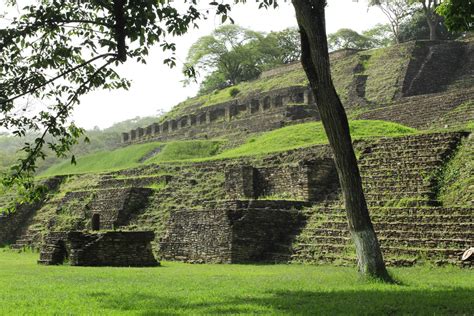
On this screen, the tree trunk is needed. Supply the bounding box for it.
[291,0,391,281]
[427,16,439,40]
[421,2,439,41]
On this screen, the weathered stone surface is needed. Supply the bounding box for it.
[38,231,159,267]
[224,159,338,202]
[0,176,64,246]
[159,200,306,263]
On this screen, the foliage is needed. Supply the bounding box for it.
[0,0,215,202]
[399,10,460,41]
[187,25,301,95]
[184,25,267,88]
[229,87,240,98]
[437,136,474,206]
[368,0,415,43]
[436,0,473,32]
[407,0,444,40]
[0,252,472,315]
[328,28,377,51]
[362,24,395,47]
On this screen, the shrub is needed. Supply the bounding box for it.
[229,87,240,98]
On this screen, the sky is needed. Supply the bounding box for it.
[3,1,388,130]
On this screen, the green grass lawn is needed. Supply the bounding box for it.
[40,120,415,176]
[0,250,472,315]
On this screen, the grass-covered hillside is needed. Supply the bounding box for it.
[162,41,418,122]
[41,120,416,176]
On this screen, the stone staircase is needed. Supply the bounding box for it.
[293,206,473,267]
[291,132,473,267]
[357,88,474,129]
[359,132,468,207]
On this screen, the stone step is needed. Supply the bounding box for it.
[302,227,472,240]
[360,154,446,165]
[360,167,440,177]
[306,213,472,224]
[359,160,442,170]
[295,242,465,260]
[367,199,438,207]
[298,235,471,249]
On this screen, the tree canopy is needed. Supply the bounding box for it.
[327,26,393,51]
[436,0,473,32]
[184,25,301,94]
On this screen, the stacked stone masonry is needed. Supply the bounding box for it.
[0,176,64,248]
[38,231,159,267]
[224,159,339,201]
[159,200,307,263]
[122,86,317,144]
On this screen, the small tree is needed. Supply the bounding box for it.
[369,0,415,43]
[362,24,395,47]
[408,0,443,40]
[184,25,265,87]
[328,28,377,51]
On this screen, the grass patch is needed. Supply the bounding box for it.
[0,251,472,315]
[41,142,162,177]
[145,140,222,164]
[41,140,223,176]
[215,120,416,159]
[437,135,474,206]
[41,120,415,176]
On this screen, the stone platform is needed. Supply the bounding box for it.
[38,231,159,267]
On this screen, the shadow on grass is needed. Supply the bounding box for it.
[88,288,474,315]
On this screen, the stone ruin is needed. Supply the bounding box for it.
[38,231,159,267]
[159,200,308,263]
[121,86,317,144]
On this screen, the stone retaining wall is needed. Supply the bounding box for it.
[0,177,64,246]
[39,231,159,267]
[159,201,306,263]
[122,86,318,144]
[224,159,338,201]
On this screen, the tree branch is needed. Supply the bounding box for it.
[1,53,117,105]
[11,58,116,178]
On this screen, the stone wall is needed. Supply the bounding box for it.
[357,88,474,129]
[122,86,318,144]
[0,176,64,246]
[402,41,467,97]
[38,231,158,267]
[55,187,153,230]
[159,200,306,263]
[224,159,338,201]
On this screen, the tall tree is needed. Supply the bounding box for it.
[184,25,265,86]
[291,0,391,281]
[409,0,443,40]
[369,0,414,43]
[328,28,377,51]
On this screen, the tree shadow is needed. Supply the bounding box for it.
[87,287,474,315]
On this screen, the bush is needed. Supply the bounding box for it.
[229,87,240,98]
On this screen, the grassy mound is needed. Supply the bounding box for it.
[41,140,222,176]
[0,251,472,315]
[41,120,416,176]
[215,120,416,159]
